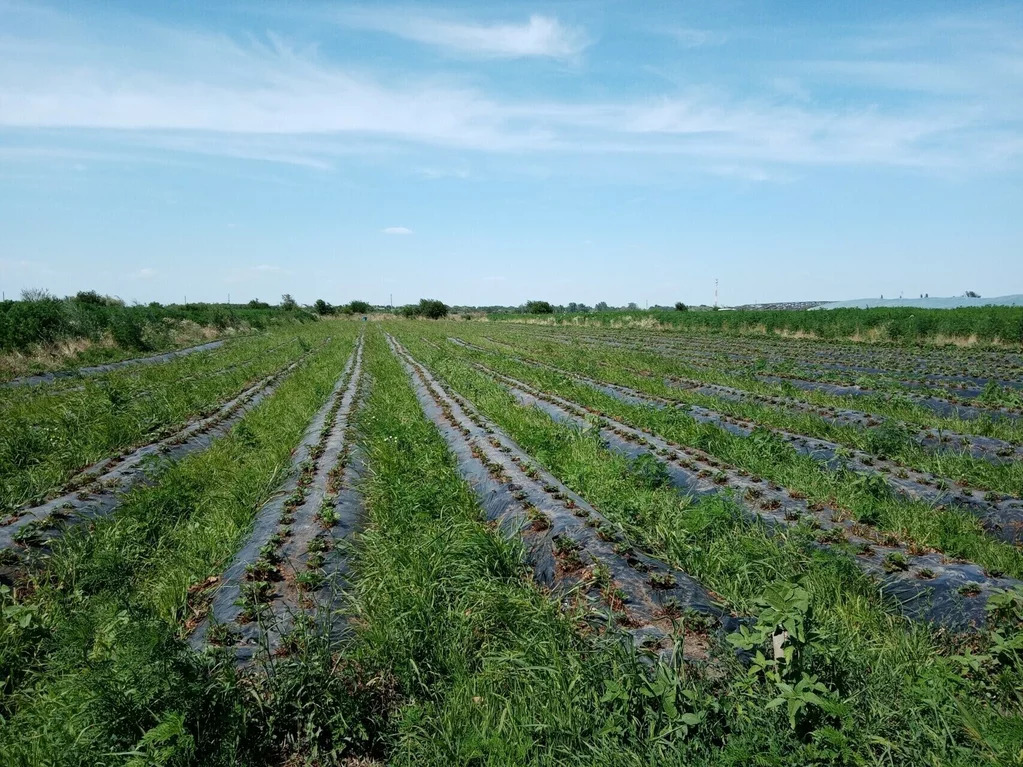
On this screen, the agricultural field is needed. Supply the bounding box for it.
[2,317,1023,766]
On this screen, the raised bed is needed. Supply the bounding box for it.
[471,361,1020,629]
[392,334,739,661]
[189,334,366,665]
[0,344,325,582]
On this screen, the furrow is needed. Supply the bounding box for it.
[3,339,227,388]
[189,333,366,664]
[0,343,328,575]
[390,334,737,662]
[469,354,1023,544]
[474,334,1023,464]
[471,362,1022,630]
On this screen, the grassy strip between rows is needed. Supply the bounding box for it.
[0,330,360,765]
[392,324,1023,765]
[428,327,1023,580]
[557,331,1023,405]
[3,323,1023,765]
[490,306,1023,347]
[472,326,1023,495]
[0,322,339,514]
[571,327,1023,376]
[495,325,1023,442]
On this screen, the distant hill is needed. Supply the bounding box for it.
[814,295,1023,310]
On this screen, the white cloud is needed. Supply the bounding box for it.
[341,12,588,59]
[0,7,1019,176]
[252,264,283,272]
[382,226,413,235]
[135,267,157,278]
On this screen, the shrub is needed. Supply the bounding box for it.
[417,299,449,319]
[109,311,150,351]
[525,300,554,314]
[348,300,372,314]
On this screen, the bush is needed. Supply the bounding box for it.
[675,302,688,312]
[400,305,420,319]
[348,300,372,315]
[313,299,333,316]
[525,300,554,314]
[417,299,449,319]
[0,291,315,355]
[109,311,150,351]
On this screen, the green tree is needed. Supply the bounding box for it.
[418,299,449,319]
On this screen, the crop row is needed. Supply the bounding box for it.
[190,332,366,662]
[420,334,1020,626]
[463,331,1023,500]
[388,321,1023,761]
[558,326,1023,381]
[0,324,335,513]
[537,330,1023,416]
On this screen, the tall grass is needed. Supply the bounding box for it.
[392,325,1023,764]
[0,331,360,765]
[492,306,1023,347]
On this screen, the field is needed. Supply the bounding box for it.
[2,316,1023,766]
[493,305,1023,347]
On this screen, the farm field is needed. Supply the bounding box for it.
[2,318,1023,766]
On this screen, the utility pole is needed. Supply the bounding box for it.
[714,278,718,308]
[390,293,393,310]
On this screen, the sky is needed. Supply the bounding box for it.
[1,0,1021,308]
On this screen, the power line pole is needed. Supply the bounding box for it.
[714,278,718,308]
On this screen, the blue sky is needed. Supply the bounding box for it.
[1,0,1020,307]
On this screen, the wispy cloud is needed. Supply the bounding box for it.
[382,226,413,235]
[0,4,1019,177]
[135,267,157,279]
[340,12,589,59]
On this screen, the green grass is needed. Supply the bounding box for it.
[0,322,339,514]
[0,329,361,765]
[388,323,1023,765]
[489,305,1023,347]
[463,325,1023,493]
[417,327,1023,580]
[4,322,1023,765]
